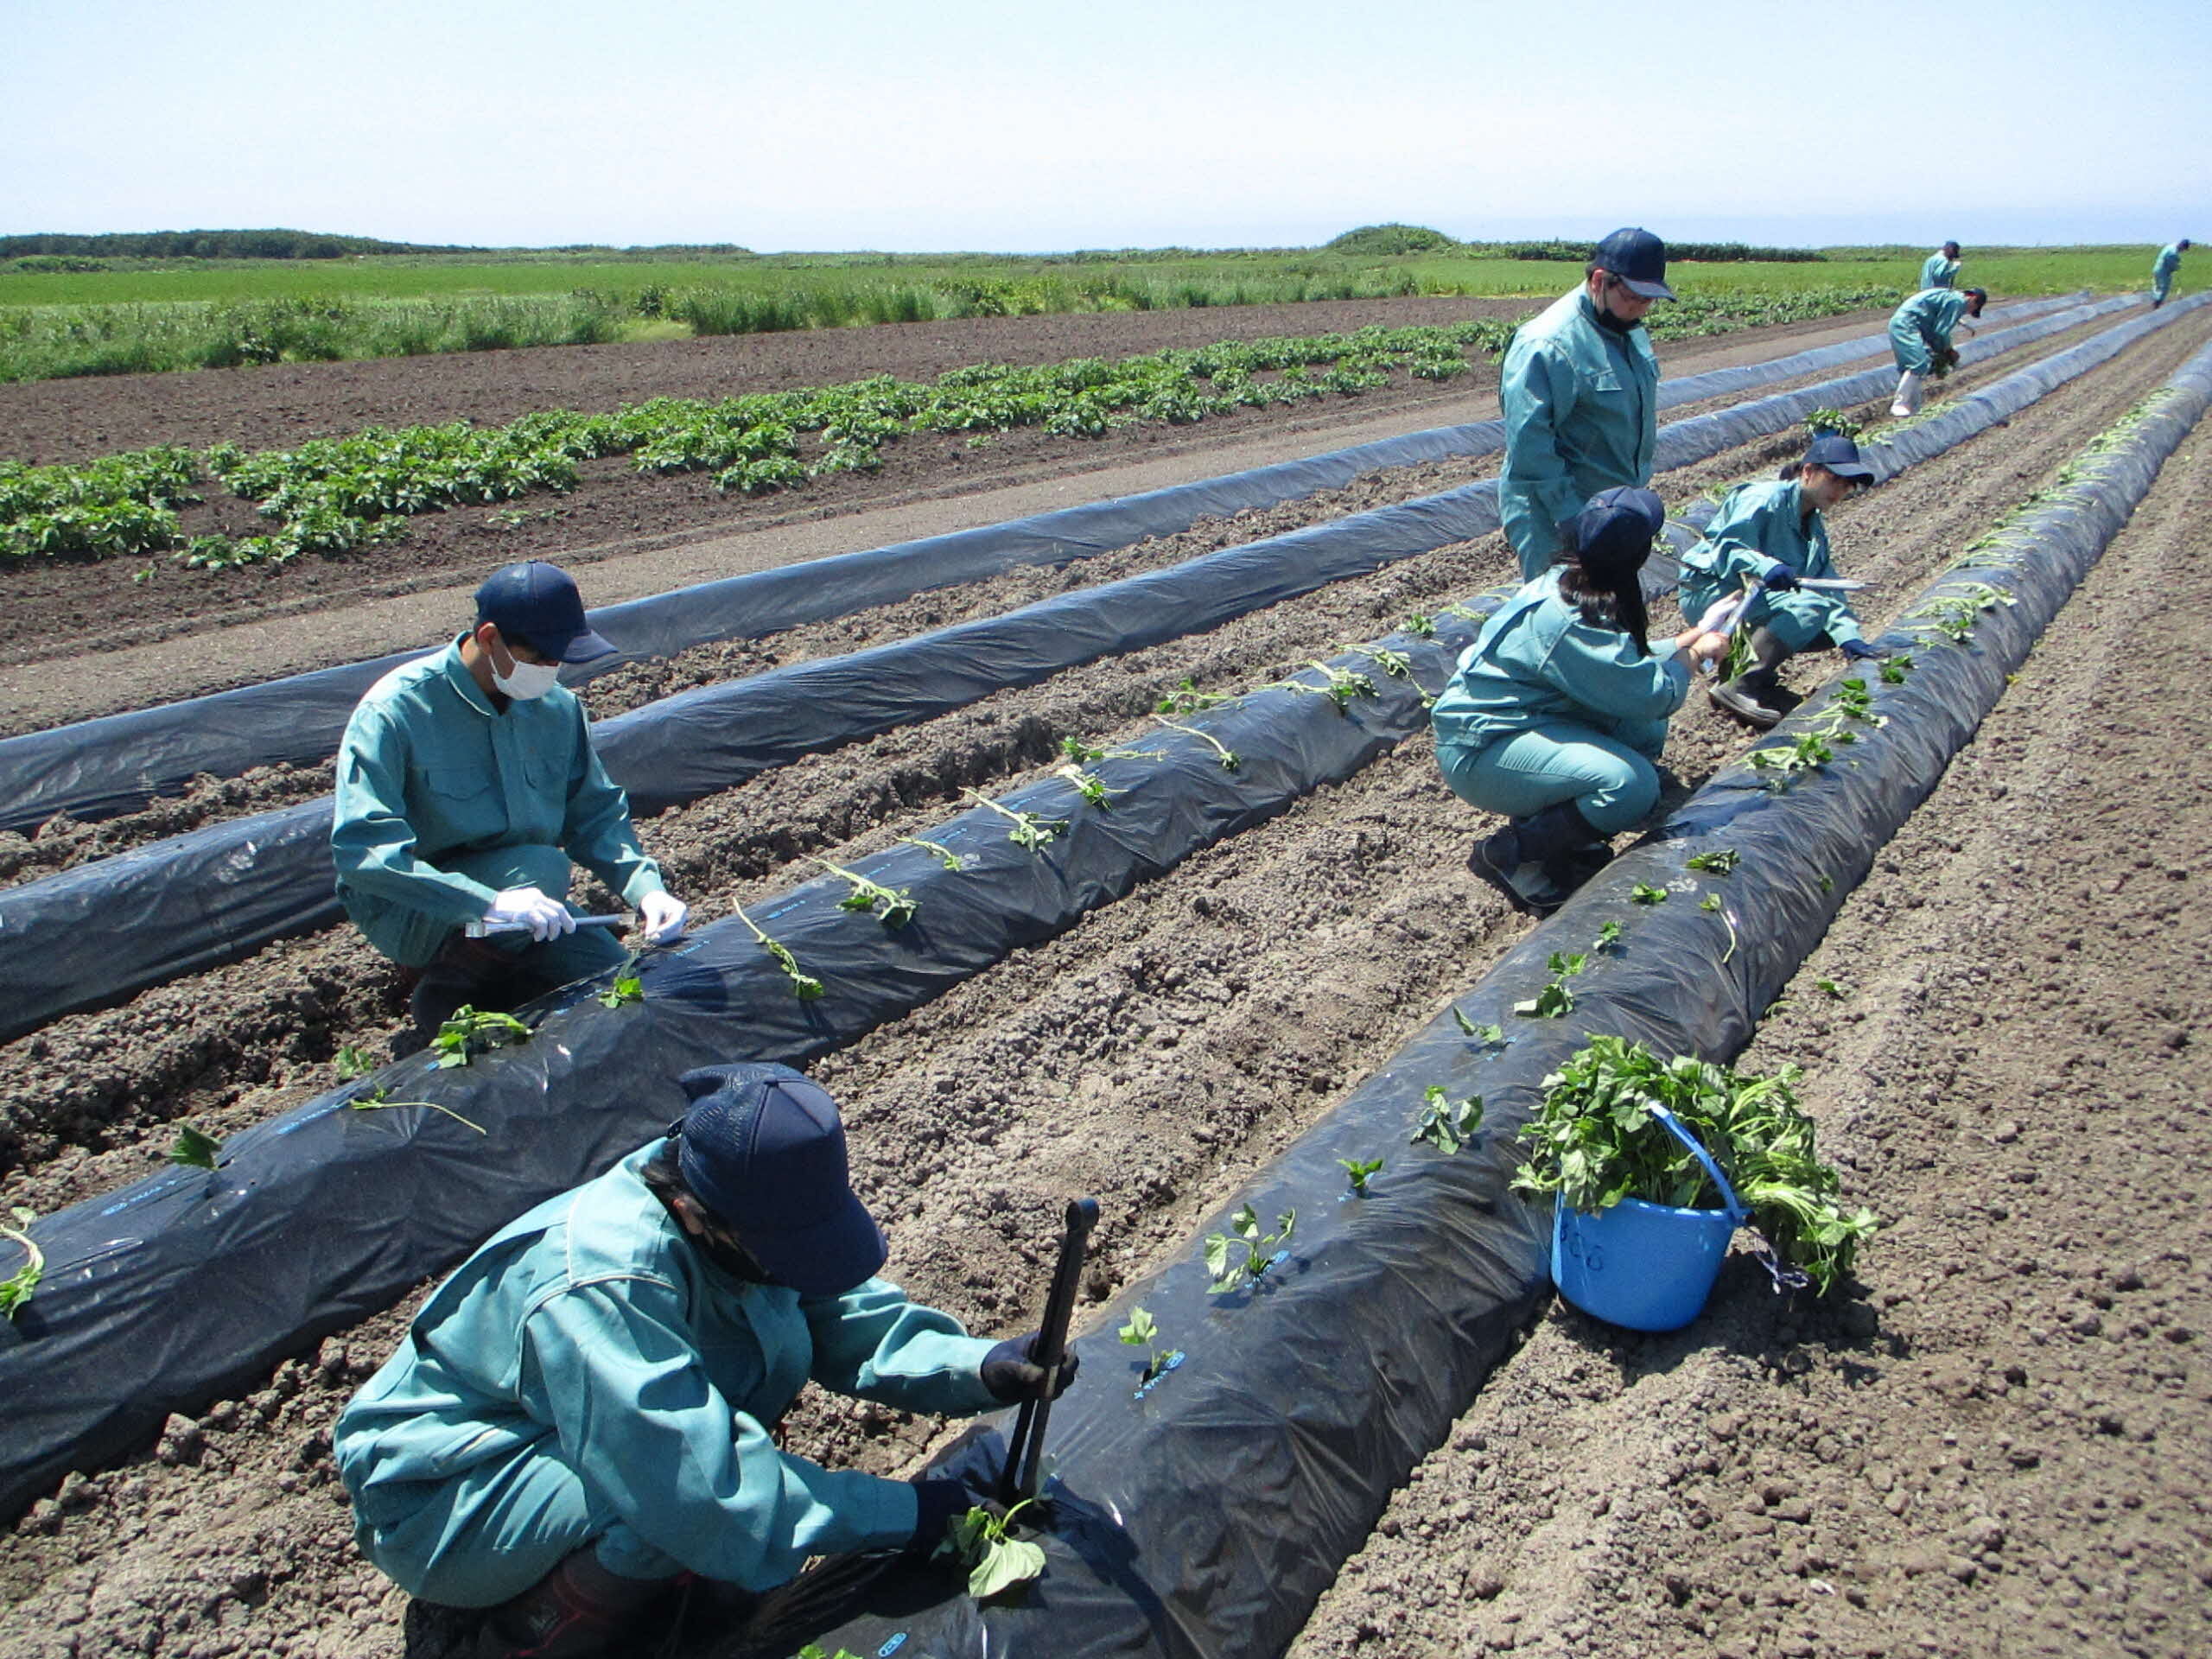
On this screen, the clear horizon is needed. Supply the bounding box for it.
[6,0,2204,255]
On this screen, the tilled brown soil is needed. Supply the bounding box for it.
[1290,414,2212,1659]
[0,308,2205,1659]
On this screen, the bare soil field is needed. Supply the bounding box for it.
[0,299,2205,1659]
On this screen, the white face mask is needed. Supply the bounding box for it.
[492,652,563,701]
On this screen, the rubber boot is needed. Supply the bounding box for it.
[474,1548,673,1659]
[1708,626,1791,730]
[1469,801,1604,918]
[1890,369,1924,418]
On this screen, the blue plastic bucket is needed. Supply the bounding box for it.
[1548,1107,1748,1332]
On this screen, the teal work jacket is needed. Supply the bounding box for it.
[331,641,664,965]
[1890,288,1970,359]
[1430,569,1691,760]
[1498,288,1661,577]
[2154,244,2183,279]
[1677,477,1865,650]
[335,1141,1001,1594]
[1920,252,1960,289]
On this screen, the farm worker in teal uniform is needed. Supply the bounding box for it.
[1682,435,1886,730]
[1920,241,1962,290]
[334,1063,1077,1659]
[331,560,689,1052]
[1497,227,1674,580]
[2152,239,2190,308]
[1433,487,1730,916]
[1887,284,1986,416]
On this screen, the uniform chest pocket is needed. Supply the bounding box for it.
[422,769,497,810]
[1586,371,1625,396]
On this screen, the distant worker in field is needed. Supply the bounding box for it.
[1682,435,1887,730]
[1920,240,1962,290]
[335,1062,1077,1659]
[1887,284,1986,416]
[1498,226,1675,581]
[2152,238,2190,308]
[332,559,689,1052]
[1433,487,1731,916]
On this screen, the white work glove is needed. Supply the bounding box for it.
[483,886,575,943]
[1694,595,1744,636]
[636,890,690,944]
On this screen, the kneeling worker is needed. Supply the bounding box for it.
[335,1063,1078,1659]
[1685,435,1886,729]
[332,560,689,1046]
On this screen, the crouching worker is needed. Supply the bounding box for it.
[1686,435,1886,730]
[334,1063,1077,1659]
[1888,284,1986,416]
[1433,487,1730,917]
[331,560,689,1052]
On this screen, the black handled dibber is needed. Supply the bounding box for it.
[998,1197,1099,1504]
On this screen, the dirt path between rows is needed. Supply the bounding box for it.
[0,312,2201,1659]
[0,301,1914,729]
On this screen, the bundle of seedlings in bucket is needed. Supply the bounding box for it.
[1511,1035,1877,1299]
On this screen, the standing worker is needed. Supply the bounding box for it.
[2152,238,2190,308]
[1433,487,1731,916]
[1497,227,1676,580]
[1683,435,1887,729]
[1920,240,1962,290]
[331,559,690,1051]
[1888,284,1987,416]
[334,1062,1079,1659]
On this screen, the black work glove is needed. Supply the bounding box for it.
[1839,639,1889,662]
[1762,563,1802,594]
[908,1478,971,1554]
[981,1333,1081,1403]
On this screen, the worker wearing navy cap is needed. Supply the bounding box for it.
[1920,241,1963,291]
[1497,227,1675,581]
[1682,435,1887,730]
[331,559,690,1051]
[1433,487,1730,916]
[334,1062,1076,1659]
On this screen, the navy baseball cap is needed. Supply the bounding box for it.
[1573,486,1667,579]
[1592,226,1675,301]
[1803,435,1876,482]
[673,1063,888,1295]
[474,561,615,664]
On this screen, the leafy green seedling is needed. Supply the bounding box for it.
[938,1498,1047,1599]
[1817,873,1835,894]
[1285,660,1378,714]
[897,834,972,872]
[1117,1306,1182,1381]
[1594,919,1625,953]
[1402,613,1438,639]
[1205,1204,1295,1294]
[1152,715,1240,771]
[1058,735,1165,766]
[1157,676,1230,715]
[1414,1086,1484,1154]
[1357,645,1414,680]
[350,1088,487,1135]
[1804,407,1863,441]
[597,950,646,1008]
[1452,1007,1506,1047]
[1339,1156,1384,1195]
[807,858,918,928]
[794,1646,867,1659]
[1,1208,42,1321]
[1630,882,1669,906]
[333,1044,377,1081]
[961,788,1066,852]
[168,1125,222,1168]
[1685,849,1739,875]
[734,906,825,1000]
[1878,654,1914,685]
[430,1007,531,1069]
[1700,893,1742,963]
[1054,763,1118,810]
[1514,954,1586,1019]
[1816,978,1848,999]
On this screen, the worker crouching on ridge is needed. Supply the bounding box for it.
[1433,488,1730,917]
[1888,284,1986,416]
[1687,435,1887,730]
[334,1063,1078,1659]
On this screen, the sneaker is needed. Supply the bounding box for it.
[1707,676,1783,730]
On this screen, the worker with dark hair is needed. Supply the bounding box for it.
[1497,228,1675,580]
[1684,435,1886,730]
[332,560,689,1051]
[1920,241,1962,290]
[334,1063,1077,1659]
[2152,239,2191,308]
[1433,487,1730,916]
[1888,284,1986,416]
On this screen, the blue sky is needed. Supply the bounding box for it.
[5,0,2205,251]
